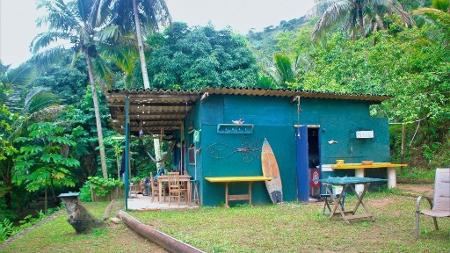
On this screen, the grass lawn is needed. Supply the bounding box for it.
[1,201,166,253]
[133,191,450,253]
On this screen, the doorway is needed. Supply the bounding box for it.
[295,125,321,201]
[307,127,321,198]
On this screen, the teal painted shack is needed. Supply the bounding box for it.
[108,88,391,206]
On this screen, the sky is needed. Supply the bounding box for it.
[0,0,315,67]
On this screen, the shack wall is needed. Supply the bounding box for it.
[196,95,390,206]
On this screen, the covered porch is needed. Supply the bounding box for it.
[107,89,201,210]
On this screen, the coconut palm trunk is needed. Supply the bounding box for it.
[132,0,151,90]
[131,0,163,167]
[85,53,108,178]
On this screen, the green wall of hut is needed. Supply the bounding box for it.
[184,95,390,206]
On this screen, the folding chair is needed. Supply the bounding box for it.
[415,168,450,239]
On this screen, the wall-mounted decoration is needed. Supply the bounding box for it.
[206,137,259,163]
[356,130,374,139]
[217,124,254,134]
[193,129,201,143]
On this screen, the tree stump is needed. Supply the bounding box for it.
[58,192,103,233]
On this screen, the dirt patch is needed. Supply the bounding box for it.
[397,184,433,197]
[110,223,167,253]
[370,198,396,208]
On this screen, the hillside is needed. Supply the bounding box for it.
[246,16,309,67]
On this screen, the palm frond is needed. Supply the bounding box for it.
[96,24,120,42]
[273,53,295,87]
[24,87,60,114]
[30,31,72,54]
[37,0,79,31]
[413,8,450,33]
[30,46,70,67]
[312,0,352,40]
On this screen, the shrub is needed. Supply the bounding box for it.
[83,176,123,199]
[79,183,92,202]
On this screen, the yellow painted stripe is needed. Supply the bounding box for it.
[332,163,408,169]
[205,176,272,183]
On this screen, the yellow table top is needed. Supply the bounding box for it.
[332,162,408,170]
[205,176,272,183]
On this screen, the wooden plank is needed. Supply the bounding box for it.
[344,213,373,221]
[228,194,250,201]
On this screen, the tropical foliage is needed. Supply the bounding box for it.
[0,0,448,242]
[13,122,81,206]
[312,0,414,39]
[144,22,259,89]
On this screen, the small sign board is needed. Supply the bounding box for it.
[356,130,374,139]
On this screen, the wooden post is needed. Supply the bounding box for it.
[44,187,48,213]
[248,182,253,206]
[124,95,130,210]
[180,122,184,173]
[225,183,229,208]
[387,168,397,188]
[401,123,406,164]
[355,169,364,194]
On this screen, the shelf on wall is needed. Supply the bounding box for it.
[217,124,254,134]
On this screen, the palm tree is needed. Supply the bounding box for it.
[94,0,171,170]
[312,0,413,40]
[94,0,171,89]
[31,0,108,178]
[270,53,296,88]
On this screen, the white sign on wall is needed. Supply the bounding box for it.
[356,130,374,139]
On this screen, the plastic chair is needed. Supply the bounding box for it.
[415,168,450,239]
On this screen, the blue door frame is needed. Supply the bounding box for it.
[296,126,309,202]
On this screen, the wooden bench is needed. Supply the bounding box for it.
[205,176,272,208]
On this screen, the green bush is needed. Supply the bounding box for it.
[79,183,92,202]
[84,176,123,198]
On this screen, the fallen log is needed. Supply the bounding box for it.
[117,210,204,253]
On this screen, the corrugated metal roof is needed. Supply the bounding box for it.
[107,87,390,135]
[108,87,390,102]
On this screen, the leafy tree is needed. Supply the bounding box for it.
[58,88,115,180]
[0,86,61,211]
[31,65,88,104]
[145,22,259,89]
[0,104,18,210]
[32,0,108,178]
[273,18,449,167]
[312,0,413,40]
[13,122,81,210]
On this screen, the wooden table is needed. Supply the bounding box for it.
[320,177,387,224]
[332,162,407,192]
[157,175,192,203]
[205,176,272,208]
